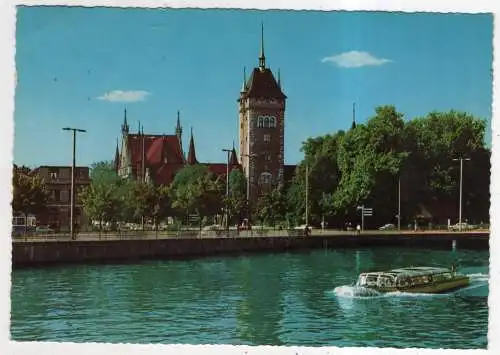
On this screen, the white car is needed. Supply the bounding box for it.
[379,224,396,231]
[448,223,475,231]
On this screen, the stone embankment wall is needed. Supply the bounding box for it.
[11,232,489,268]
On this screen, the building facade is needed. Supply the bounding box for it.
[35,165,91,231]
[115,109,240,185]
[239,25,287,200]
[114,25,296,200]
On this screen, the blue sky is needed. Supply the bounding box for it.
[14,7,493,168]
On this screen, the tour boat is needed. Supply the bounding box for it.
[355,266,470,294]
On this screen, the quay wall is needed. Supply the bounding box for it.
[11,232,489,268]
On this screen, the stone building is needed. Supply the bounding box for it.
[238,24,288,200]
[115,109,240,185]
[114,25,296,200]
[34,165,91,231]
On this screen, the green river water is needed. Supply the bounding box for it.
[10,247,489,348]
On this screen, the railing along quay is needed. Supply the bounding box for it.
[12,228,489,243]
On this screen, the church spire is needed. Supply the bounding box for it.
[259,22,266,70]
[351,102,357,130]
[121,108,129,134]
[186,127,198,165]
[229,140,238,165]
[241,66,247,93]
[175,110,182,136]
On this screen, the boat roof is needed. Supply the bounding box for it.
[360,266,451,278]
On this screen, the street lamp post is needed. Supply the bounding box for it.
[222,148,232,230]
[305,163,309,226]
[398,177,401,231]
[62,127,86,240]
[453,157,471,232]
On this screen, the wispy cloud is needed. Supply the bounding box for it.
[97,90,151,102]
[321,51,392,68]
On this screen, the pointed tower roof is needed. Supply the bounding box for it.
[121,108,129,133]
[175,110,182,135]
[186,127,198,165]
[229,141,238,165]
[259,22,266,70]
[241,67,247,93]
[114,138,120,172]
[351,102,357,130]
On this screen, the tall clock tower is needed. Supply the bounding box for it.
[239,24,287,202]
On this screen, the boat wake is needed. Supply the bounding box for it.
[331,273,488,299]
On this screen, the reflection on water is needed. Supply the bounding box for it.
[11,247,488,348]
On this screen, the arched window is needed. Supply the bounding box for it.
[264,116,270,128]
[260,172,272,184]
[269,116,276,128]
[258,116,264,128]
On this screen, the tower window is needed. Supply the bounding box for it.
[257,115,277,128]
[263,134,270,143]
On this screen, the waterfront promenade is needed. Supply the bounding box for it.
[11,229,489,268]
[12,228,490,242]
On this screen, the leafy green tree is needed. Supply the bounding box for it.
[255,186,286,228]
[80,161,127,231]
[224,169,247,225]
[12,166,50,230]
[286,131,344,225]
[170,165,224,226]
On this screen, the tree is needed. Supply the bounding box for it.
[170,165,224,226]
[225,169,247,225]
[79,160,127,231]
[255,186,286,228]
[12,166,50,230]
[286,131,344,225]
[332,105,408,226]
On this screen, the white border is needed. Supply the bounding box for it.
[1,1,498,355]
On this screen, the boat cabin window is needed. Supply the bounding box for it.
[377,276,395,288]
[365,275,378,286]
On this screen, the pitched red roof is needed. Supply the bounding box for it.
[154,163,185,186]
[127,134,184,169]
[204,163,241,176]
[242,68,286,99]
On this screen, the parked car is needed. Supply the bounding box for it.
[35,226,54,234]
[448,223,476,231]
[379,224,396,231]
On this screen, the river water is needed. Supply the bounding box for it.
[10,247,489,348]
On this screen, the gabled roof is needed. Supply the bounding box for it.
[204,163,241,176]
[127,134,184,168]
[242,67,286,99]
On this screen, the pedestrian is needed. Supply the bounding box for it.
[356,224,361,235]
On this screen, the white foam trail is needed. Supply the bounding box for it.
[467,273,489,283]
[333,285,382,298]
